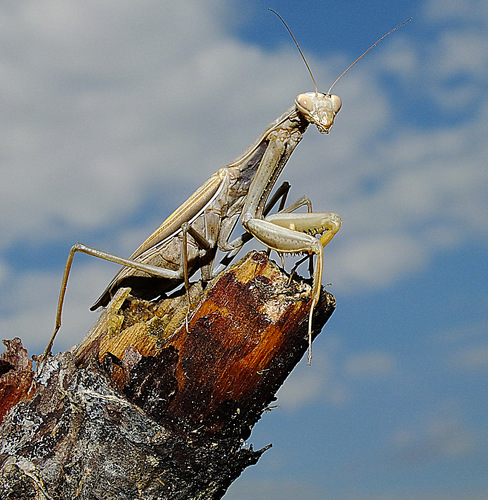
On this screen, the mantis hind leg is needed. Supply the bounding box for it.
[44,223,214,362]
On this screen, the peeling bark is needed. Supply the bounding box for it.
[0,251,335,499]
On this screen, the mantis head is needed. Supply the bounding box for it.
[295,92,342,134]
[270,9,410,135]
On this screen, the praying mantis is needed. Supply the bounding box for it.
[43,12,410,364]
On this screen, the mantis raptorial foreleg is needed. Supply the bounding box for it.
[215,189,313,271]
[262,211,342,363]
[245,210,342,364]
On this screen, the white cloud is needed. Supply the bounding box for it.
[430,320,488,372]
[344,351,397,378]
[434,30,488,78]
[434,320,488,344]
[450,345,488,371]
[0,259,114,355]
[331,232,427,291]
[423,0,488,24]
[0,260,8,288]
[390,414,480,461]
[276,344,349,409]
[0,1,238,248]
[276,341,398,409]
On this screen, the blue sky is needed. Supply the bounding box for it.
[1,1,487,498]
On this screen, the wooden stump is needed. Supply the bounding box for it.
[0,251,336,499]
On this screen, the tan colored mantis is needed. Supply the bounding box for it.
[43,13,410,364]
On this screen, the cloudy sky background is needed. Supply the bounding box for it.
[1,0,487,498]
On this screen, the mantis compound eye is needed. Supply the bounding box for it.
[329,94,342,114]
[295,93,313,114]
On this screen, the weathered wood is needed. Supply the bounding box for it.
[0,251,336,499]
[0,339,35,424]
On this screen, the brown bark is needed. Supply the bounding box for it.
[0,251,335,499]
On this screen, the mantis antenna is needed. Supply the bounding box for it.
[327,17,412,95]
[268,8,318,96]
[269,8,411,97]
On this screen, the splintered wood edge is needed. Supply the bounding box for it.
[70,251,336,434]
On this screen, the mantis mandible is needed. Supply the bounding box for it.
[43,13,410,364]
